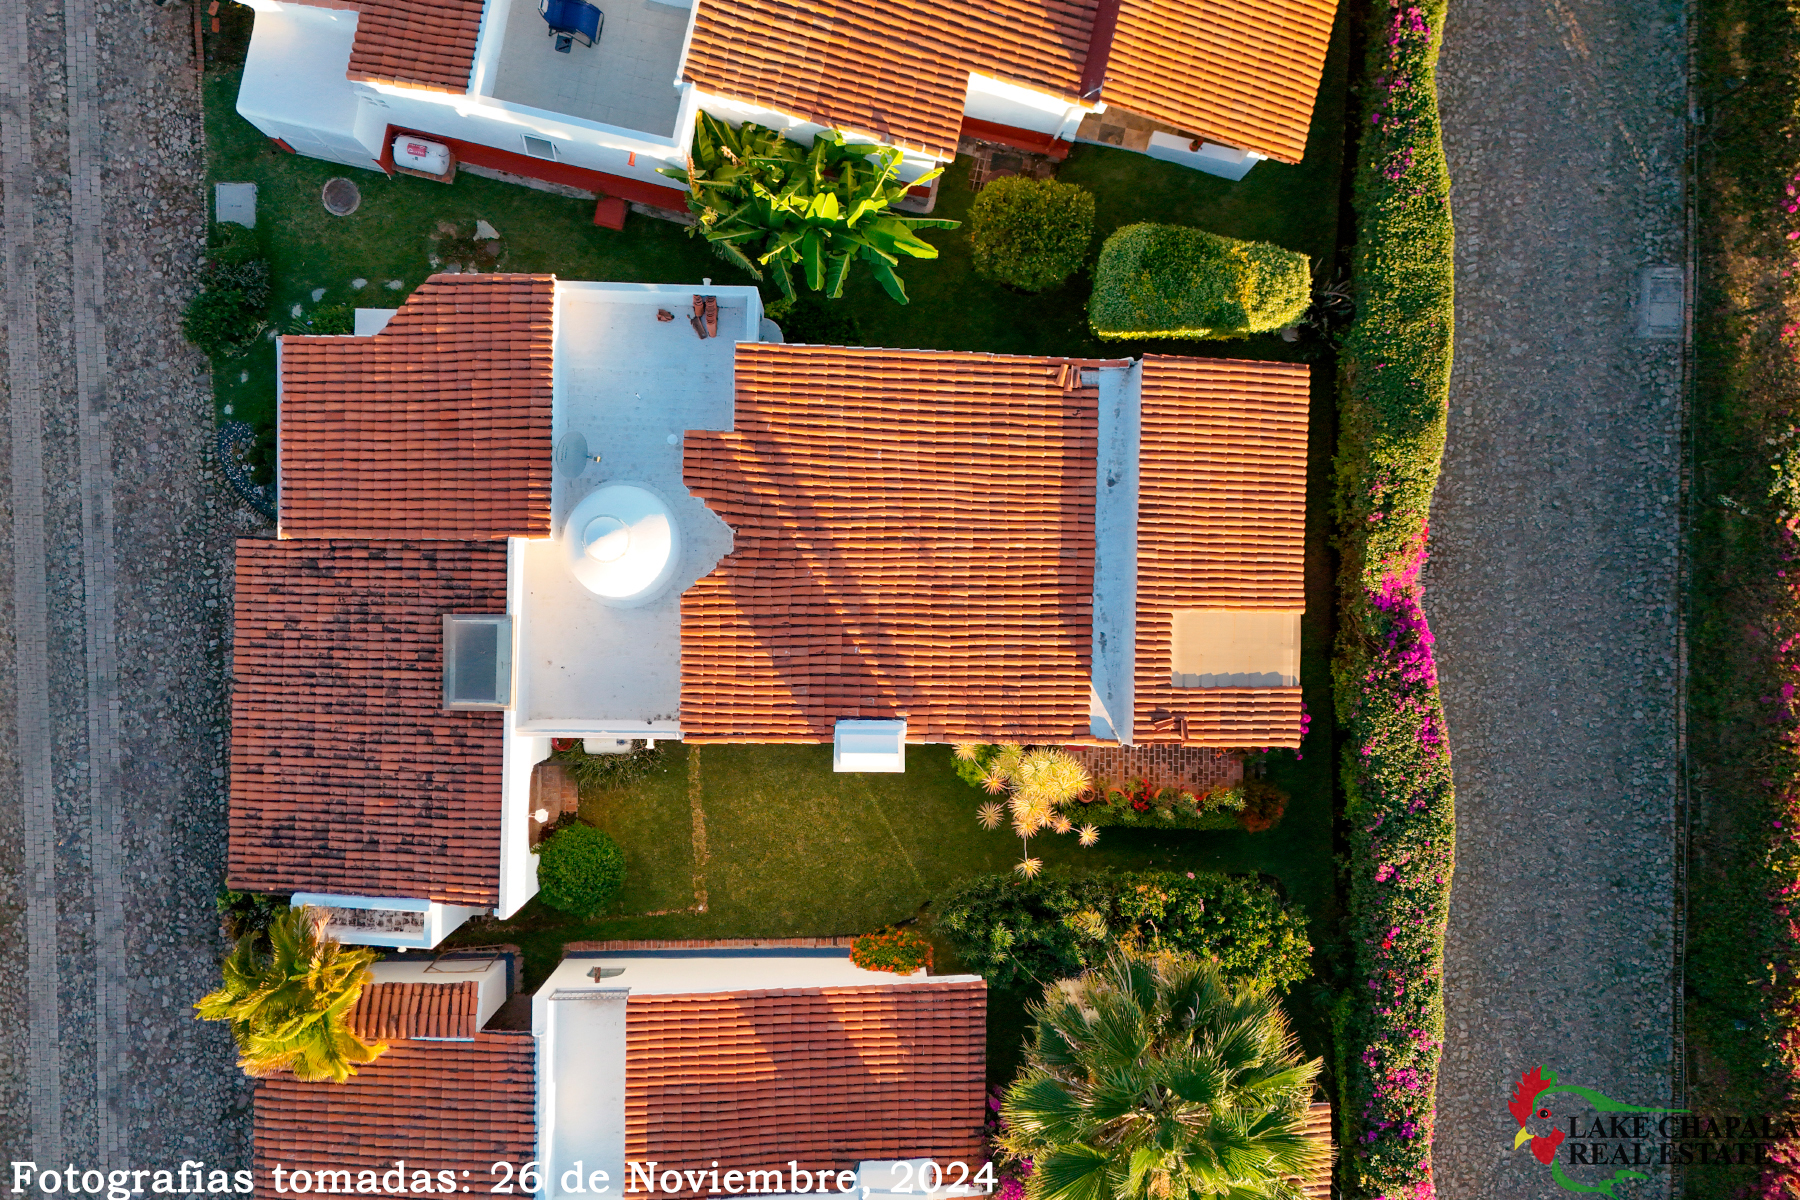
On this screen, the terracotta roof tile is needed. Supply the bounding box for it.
[1133,356,1308,747]
[229,538,508,905]
[253,1034,535,1200]
[348,981,481,1042]
[624,981,987,1185]
[680,345,1100,743]
[346,0,486,92]
[1101,0,1338,163]
[682,0,1335,161]
[683,0,1093,158]
[280,274,555,540]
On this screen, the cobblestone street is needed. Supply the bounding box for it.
[0,0,258,1163]
[1429,0,1687,1194]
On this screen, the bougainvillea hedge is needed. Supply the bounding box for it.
[1333,0,1458,1196]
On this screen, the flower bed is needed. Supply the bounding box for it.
[1332,1,1457,1196]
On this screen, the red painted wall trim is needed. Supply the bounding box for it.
[957,117,1072,161]
[377,124,691,210]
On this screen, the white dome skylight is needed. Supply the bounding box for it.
[563,483,682,606]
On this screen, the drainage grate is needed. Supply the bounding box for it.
[1635,265,1684,339]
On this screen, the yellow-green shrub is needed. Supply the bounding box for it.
[1088,223,1310,340]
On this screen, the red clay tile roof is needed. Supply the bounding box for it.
[682,0,1335,161]
[280,274,555,540]
[624,980,987,1187]
[1100,0,1338,163]
[683,0,1093,159]
[1132,356,1308,748]
[680,345,1101,743]
[253,1033,535,1200]
[1299,1100,1334,1197]
[346,0,486,92]
[349,981,481,1042]
[229,538,509,906]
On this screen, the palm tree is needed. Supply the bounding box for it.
[969,744,1100,875]
[998,951,1328,1200]
[195,905,387,1083]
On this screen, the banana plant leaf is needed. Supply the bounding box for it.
[668,112,957,305]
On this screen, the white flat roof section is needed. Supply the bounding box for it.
[536,982,628,1200]
[549,948,945,993]
[1089,362,1140,744]
[489,0,689,137]
[512,283,756,734]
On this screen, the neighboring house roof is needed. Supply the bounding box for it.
[1099,0,1338,164]
[229,538,509,906]
[1132,357,1308,747]
[624,981,987,1183]
[348,981,481,1042]
[280,273,555,541]
[345,0,486,92]
[253,1033,535,1200]
[1299,1100,1334,1197]
[681,345,1101,743]
[682,0,1336,162]
[682,0,1093,159]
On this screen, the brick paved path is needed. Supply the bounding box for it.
[1428,1,1687,1195]
[0,0,259,1163]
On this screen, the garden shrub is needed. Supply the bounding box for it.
[935,869,1310,993]
[1088,223,1310,340]
[1332,0,1457,1195]
[535,823,627,917]
[215,887,287,942]
[1236,779,1289,833]
[181,226,270,360]
[549,740,664,791]
[966,176,1095,292]
[850,926,933,974]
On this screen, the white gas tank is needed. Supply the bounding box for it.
[393,135,451,176]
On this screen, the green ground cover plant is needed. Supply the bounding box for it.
[1088,223,1311,340]
[966,177,1095,292]
[1684,2,1800,1196]
[1330,0,1457,1195]
[535,824,628,917]
[182,225,270,359]
[935,868,1312,994]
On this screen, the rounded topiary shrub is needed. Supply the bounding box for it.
[535,824,627,916]
[1088,222,1310,340]
[966,177,1095,292]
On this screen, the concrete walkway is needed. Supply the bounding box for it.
[0,1,258,1162]
[1429,0,1686,1195]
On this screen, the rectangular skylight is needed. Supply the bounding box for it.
[443,615,514,709]
[522,134,558,160]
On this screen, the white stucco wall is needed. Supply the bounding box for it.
[237,0,702,192]
[962,72,1090,143]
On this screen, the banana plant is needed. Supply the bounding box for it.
[660,112,958,304]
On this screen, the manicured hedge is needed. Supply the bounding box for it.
[935,869,1311,993]
[535,824,627,917]
[1333,1,1457,1197]
[966,176,1095,292]
[1088,223,1310,340]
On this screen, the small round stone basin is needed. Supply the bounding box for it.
[322,177,361,217]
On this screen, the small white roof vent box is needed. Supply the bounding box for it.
[833,719,906,773]
[443,615,513,710]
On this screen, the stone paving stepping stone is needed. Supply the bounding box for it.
[214,181,256,227]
